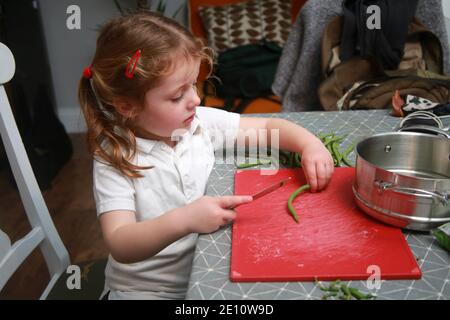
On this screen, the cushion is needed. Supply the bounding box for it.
[198,0,292,53]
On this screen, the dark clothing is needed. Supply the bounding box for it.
[272,0,450,112]
[101,291,110,300]
[340,0,419,69]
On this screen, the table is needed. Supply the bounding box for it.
[187,110,450,300]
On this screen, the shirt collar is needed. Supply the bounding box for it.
[135,115,202,155]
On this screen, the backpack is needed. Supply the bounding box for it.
[205,40,283,113]
[318,16,450,110]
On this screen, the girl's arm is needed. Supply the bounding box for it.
[238,117,334,192]
[99,208,185,264]
[238,117,319,152]
[99,195,252,264]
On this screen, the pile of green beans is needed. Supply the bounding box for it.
[235,132,354,169]
[315,280,376,300]
[318,133,354,167]
[276,133,355,169]
[278,150,300,167]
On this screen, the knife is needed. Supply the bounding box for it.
[230,176,292,210]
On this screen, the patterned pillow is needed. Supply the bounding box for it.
[198,0,292,53]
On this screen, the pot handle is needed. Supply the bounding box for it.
[397,125,450,138]
[375,181,449,206]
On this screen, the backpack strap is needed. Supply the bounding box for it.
[231,98,254,114]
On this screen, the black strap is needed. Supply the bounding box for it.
[231,98,253,114]
[203,81,281,113]
[101,291,110,300]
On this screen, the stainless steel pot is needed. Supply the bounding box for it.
[352,131,450,231]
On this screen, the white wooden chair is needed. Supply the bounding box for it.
[0,42,105,299]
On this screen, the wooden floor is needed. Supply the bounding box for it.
[0,134,108,299]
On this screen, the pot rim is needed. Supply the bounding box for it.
[355,131,450,182]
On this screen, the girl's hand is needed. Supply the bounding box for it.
[300,139,334,192]
[182,195,253,234]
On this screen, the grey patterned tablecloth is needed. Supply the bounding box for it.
[187,110,450,300]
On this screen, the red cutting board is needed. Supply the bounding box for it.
[231,167,421,282]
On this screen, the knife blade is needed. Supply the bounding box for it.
[230,176,292,210]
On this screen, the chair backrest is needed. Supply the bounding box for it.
[188,0,305,40]
[188,0,307,81]
[0,42,70,299]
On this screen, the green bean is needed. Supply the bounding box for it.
[323,136,335,164]
[341,143,355,167]
[322,292,338,300]
[319,133,356,167]
[321,284,340,292]
[348,287,368,300]
[294,152,301,167]
[289,151,295,167]
[278,150,290,165]
[432,228,450,252]
[349,287,375,300]
[342,143,355,156]
[287,184,310,223]
[340,285,352,300]
[235,159,271,169]
[329,280,341,291]
[314,280,337,292]
[315,282,329,292]
[341,155,354,167]
[318,132,334,141]
[325,141,333,154]
[235,163,262,169]
[323,136,344,147]
[331,142,342,167]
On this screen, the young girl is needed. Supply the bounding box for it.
[78,11,333,300]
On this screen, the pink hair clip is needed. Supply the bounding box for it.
[125,50,141,79]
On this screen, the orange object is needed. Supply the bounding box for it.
[188,0,307,114]
[391,89,405,117]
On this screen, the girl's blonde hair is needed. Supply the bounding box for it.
[78,11,213,178]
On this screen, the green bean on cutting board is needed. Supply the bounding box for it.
[287,184,310,223]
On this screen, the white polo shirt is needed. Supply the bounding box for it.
[93,107,240,300]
